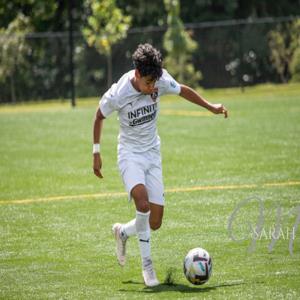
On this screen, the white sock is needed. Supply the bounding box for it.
[135,210,151,260]
[142,256,153,269]
[121,218,136,239]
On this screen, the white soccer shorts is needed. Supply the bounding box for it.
[118,148,165,206]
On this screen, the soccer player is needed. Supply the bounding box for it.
[93,43,228,287]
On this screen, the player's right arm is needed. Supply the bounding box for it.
[93,108,105,178]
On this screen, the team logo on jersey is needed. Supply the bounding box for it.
[127,103,157,127]
[150,91,158,102]
[170,80,176,88]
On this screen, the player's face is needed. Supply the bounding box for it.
[135,71,157,94]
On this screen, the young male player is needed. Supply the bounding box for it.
[93,43,228,287]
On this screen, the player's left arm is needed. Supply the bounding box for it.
[179,84,228,118]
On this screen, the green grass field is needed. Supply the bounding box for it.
[0,83,300,299]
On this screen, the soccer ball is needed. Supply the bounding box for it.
[183,247,212,285]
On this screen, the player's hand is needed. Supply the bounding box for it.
[210,104,228,118]
[93,153,103,178]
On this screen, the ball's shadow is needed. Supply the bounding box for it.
[120,280,246,294]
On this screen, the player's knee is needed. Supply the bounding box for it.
[137,200,150,213]
[150,219,162,231]
[131,185,150,213]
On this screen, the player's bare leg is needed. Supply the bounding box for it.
[149,202,164,231]
[131,184,160,287]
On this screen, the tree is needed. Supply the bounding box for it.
[116,0,165,28]
[268,20,300,83]
[163,0,201,87]
[0,13,32,102]
[82,0,131,88]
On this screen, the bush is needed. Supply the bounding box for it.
[290,47,300,82]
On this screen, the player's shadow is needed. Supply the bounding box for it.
[120,280,246,294]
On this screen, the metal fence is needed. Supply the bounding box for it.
[0,16,298,103]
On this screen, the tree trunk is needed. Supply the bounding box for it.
[10,73,16,103]
[107,52,112,89]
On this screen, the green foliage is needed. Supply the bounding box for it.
[73,44,105,97]
[117,0,165,28]
[0,13,32,102]
[268,20,300,83]
[163,0,202,87]
[0,1,59,31]
[82,0,131,87]
[290,48,300,82]
[82,0,131,56]
[0,13,31,78]
[180,0,239,22]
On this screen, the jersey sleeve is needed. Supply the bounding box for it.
[158,69,181,95]
[99,83,119,117]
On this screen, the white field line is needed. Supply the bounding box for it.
[0,181,299,206]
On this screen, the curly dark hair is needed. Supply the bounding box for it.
[132,43,163,80]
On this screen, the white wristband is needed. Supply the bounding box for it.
[93,143,100,154]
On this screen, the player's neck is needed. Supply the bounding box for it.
[130,77,141,93]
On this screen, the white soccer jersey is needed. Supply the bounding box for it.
[99,69,181,153]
